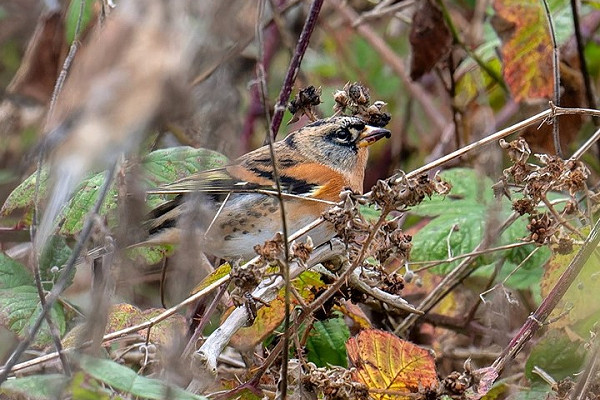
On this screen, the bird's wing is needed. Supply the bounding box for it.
[147,162,322,198]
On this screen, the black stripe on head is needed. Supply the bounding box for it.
[306,119,329,127]
[285,134,297,150]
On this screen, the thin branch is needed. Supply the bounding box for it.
[570,0,598,125]
[353,0,417,26]
[541,0,562,157]
[27,0,88,375]
[403,105,600,179]
[47,0,86,120]
[492,217,600,374]
[411,241,533,272]
[0,164,117,383]
[395,212,521,336]
[269,0,324,140]
[182,283,228,359]
[570,332,600,400]
[571,126,600,160]
[255,1,291,395]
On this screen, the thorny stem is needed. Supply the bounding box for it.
[492,217,600,374]
[269,0,324,140]
[541,0,562,157]
[0,165,118,383]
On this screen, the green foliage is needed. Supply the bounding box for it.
[410,168,550,290]
[305,313,350,368]
[2,147,228,238]
[39,236,74,290]
[525,329,585,383]
[0,253,66,348]
[77,354,207,400]
[0,374,69,399]
[65,0,95,43]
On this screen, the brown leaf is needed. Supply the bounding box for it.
[409,0,452,81]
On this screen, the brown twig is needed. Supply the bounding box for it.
[255,1,293,396]
[269,0,324,140]
[541,0,562,157]
[570,0,599,126]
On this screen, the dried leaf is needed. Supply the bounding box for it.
[409,0,452,80]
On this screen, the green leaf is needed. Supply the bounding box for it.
[0,253,33,289]
[39,236,74,290]
[141,146,228,186]
[0,374,69,400]
[59,172,118,235]
[0,166,49,216]
[69,371,114,400]
[511,383,553,400]
[305,315,350,367]
[0,255,66,347]
[78,354,207,400]
[410,168,550,290]
[0,285,66,348]
[65,0,94,44]
[525,329,586,382]
[2,147,228,240]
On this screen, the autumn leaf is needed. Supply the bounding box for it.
[346,329,438,400]
[492,0,553,101]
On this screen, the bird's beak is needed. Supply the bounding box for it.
[357,125,391,148]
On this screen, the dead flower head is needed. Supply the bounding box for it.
[302,363,369,400]
[288,85,322,124]
[370,172,451,211]
[253,232,284,263]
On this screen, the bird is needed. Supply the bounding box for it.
[140,116,391,260]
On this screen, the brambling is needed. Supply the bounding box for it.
[141,116,391,259]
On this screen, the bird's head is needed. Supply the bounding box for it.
[285,116,391,174]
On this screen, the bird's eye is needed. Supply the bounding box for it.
[335,128,351,141]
